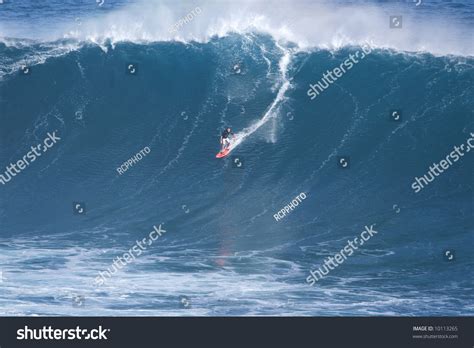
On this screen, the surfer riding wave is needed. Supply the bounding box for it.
[220,127,234,151]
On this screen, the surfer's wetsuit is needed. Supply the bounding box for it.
[221,129,234,149]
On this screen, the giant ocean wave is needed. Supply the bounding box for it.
[0,0,473,315]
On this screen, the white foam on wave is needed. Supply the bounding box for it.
[0,39,82,79]
[0,236,469,316]
[1,0,471,80]
[1,0,471,57]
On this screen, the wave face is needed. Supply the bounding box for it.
[1,33,473,316]
[0,0,473,316]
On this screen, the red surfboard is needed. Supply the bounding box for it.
[216,148,231,158]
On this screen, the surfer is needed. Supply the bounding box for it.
[220,127,234,151]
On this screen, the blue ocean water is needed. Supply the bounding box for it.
[0,0,473,315]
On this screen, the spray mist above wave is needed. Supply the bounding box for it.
[1,0,473,57]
